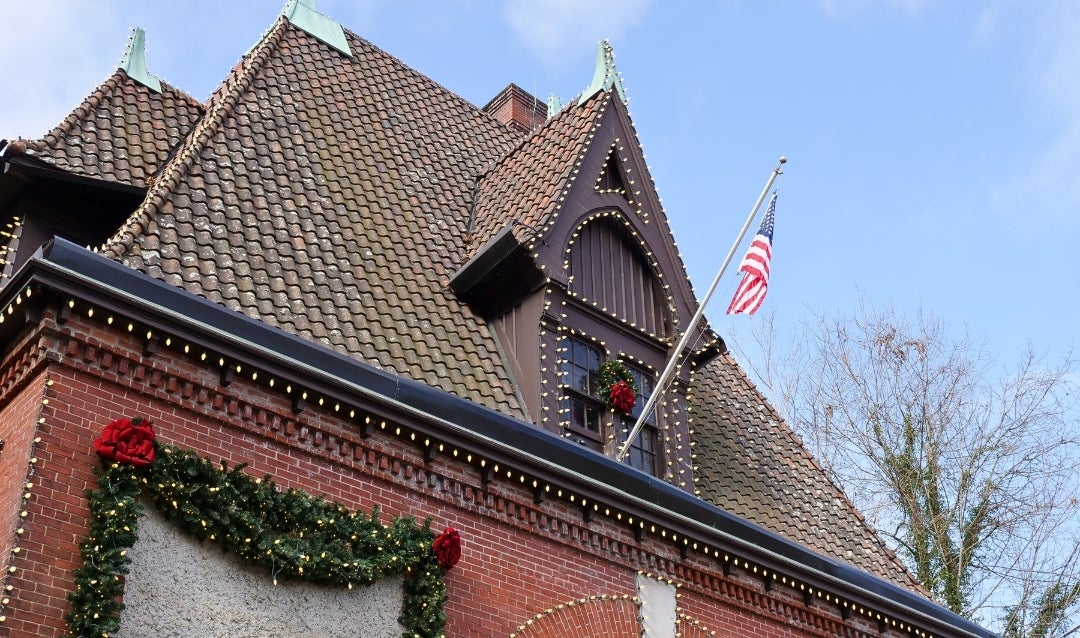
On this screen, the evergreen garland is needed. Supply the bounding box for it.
[596,360,638,410]
[66,444,447,638]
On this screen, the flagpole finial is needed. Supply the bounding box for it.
[779,156,787,164]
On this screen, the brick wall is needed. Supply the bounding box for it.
[0,309,898,637]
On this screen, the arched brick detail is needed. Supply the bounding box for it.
[677,614,717,638]
[510,595,640,637]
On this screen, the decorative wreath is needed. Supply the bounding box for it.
[596,360,638,414]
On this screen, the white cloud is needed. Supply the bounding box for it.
[1,1,125,140]
[501,0,652,67]
[988,2,1080,226]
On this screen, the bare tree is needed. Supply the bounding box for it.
[729,304,1080,637]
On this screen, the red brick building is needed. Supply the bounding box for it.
[0,2,994,637]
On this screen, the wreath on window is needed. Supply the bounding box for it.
[596,360,638,414]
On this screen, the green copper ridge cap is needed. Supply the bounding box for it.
[119,27,161,93]
[283,0,353,57]
[547,93,562,118]
[579,39,627,105]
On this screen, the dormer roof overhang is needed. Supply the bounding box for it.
[451,224,545,319]
[0,152,146,215]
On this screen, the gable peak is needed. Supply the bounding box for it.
[119,27,161,93]
[282,0,352,57]
[579,39,627,106]
[595,142,635,203]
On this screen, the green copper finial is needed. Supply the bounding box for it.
[283,0,353,57]
[579,39,627,105]
[547,93,562,118]
[120,27,161,93]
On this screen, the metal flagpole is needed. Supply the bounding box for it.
[615,156,787,463]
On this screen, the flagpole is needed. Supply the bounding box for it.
[615,156,786,463]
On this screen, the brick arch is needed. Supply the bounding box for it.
[677,614,717,638]
[510,595,640,637]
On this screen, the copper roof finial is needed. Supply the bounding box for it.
[579,40,627,106]
[547,93,562,118]
[282,0,353,57]
[119,27,162,93]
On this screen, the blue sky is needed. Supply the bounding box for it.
[3,0,1077,369]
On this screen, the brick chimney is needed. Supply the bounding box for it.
[482,84,546,135]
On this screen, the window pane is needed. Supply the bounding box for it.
[569,396,601,433]
[622,426,657,475]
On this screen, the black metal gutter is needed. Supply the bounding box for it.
[9,238,996,638]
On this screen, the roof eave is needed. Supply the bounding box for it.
[0,238,996,638]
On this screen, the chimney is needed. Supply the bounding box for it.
[482,84,546,135]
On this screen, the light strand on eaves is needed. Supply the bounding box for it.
[522,93,611,257]
[41,295,938,638]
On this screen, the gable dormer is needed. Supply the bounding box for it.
[453,45,710,490]
[0,28,204,290]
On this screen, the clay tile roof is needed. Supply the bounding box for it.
[691,353,925,592]
[17,69,204,187]
[102,18,526,416]
[467,92,610,258]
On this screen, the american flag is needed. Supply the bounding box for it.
[726,193,777,316]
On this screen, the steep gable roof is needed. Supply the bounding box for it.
[14,60,203,188]
[29,10,926,595]
[691,353,922,591]
[467,92,610,258]
[101,18,527,415]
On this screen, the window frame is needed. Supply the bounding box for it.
[558,335,662,475]
[616,364,659,475]
[558,336,605,443]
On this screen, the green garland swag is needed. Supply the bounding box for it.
[66,444,447,638]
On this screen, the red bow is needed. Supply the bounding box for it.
[609,380,636,413]
[433,526,461,570]
[93,417,156,467]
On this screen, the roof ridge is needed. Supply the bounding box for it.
[19,70,123,154]
[101,17,290,261]
[157,78,205,112]
[336,23,519,145]
[478,92,611,238]
[714,352,928,595]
